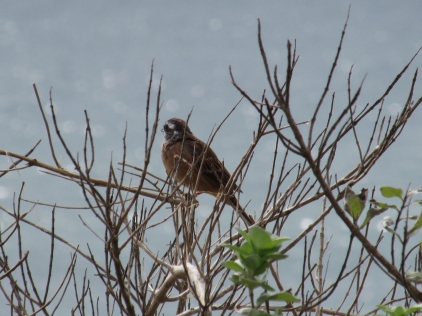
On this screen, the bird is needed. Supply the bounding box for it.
[344,185,368,221]
[160,118,253,226]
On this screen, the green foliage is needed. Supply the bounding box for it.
[361,186,422,241]
[380,186,403,200]
[222,227,299,315]
[238,307,282,316]
[359,206,388,229]
[377,304,422,316]
[370,200,400,212]
[408,210,422,237]
[256,292,299,306]
[342,186,414,231]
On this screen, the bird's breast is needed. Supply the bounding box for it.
[161,141,184,174]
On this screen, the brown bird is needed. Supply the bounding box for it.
[160,118,253,226]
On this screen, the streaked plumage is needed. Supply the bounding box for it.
[161,118,253,225]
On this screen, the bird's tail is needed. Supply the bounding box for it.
[229,195,254,226]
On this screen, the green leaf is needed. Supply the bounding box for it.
[223,244,250,258]
[370,200,399,212]
[237,277,274,291]
[412,200,422,205]
[408,210,422,237]
[270,236,290,247]
[256,293,272,306]
[230,274,240,284]
[270,292,300,303]
[222,244,241,252]
[380,186,403,200]
[240,241,253,256]
[377,304,422,316]
[238,308,271,316]
[222,261,245,272]
[242,254,264,271]
[257,247,281,257]
[237,227,251,243]
[254,262,270,276]
[384,226,403,243]
[249,227,274,251]
[405,304,422,314]
[257,291,300,305]
[377,304,391,313]
[391,306,406,316]
[360,207,388,229]
[262,253,288,262]
[379,305,405,316]
[259,282,274,291]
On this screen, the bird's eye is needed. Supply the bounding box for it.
[163,124,169,132]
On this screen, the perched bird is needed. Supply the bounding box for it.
[160,118,253,226]
[344,185,368,221]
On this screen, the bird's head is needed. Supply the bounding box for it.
[162,118,192,142]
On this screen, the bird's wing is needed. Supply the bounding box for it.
[184,137,238,192]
